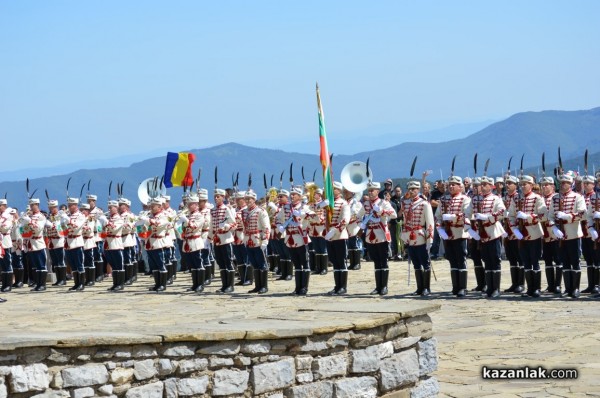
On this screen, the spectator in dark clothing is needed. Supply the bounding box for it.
[428,179,445,260]
[384,191,400,261]
[389,186,403,260]
[378,179,394,199]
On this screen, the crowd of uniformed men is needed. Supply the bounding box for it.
[1,167,600,303]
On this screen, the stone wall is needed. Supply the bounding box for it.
[0,314,438,398]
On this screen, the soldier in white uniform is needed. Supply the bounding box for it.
[471,176,506,298]
[507,175,546,297]
[276,187,311,295]
[243,190,271,294]
[401,180,435,297]
[0,200,14,293]
[539,176,563,294]
[344,188,364,271]
[162,195,178,285]
[119,198,138,286]
[9,208,24,289]
[137,197,171,292]
[63,198,87,291]
[580,175,599,294]
[87,194,106,283]
[306,189,328,275]
[548,173,587,298]
[502,176,525,293]
[44,199,68,286]
[436,175,472,297]
[468,177,486,292]
[362,181,397,295]
[273,190,294,280]
[177,193,209,293]
[20,198,48,291]
[80,203,98,286]
[197,188,214,285]
[98,201,126,291]
[325,182,350,295]
[232,192,253,286]
[209,188,237,293]
[584,175,600,297]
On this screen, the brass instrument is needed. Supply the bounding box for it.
[304,182,318,204]
[340,161,372,195]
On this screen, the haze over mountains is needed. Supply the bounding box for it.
[1,107,599,212]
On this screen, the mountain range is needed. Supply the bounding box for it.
[2,107,599,212]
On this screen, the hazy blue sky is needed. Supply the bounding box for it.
[1,1,599,171]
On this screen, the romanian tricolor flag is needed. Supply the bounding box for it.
[164,152,196,188]
[316,84,334,217]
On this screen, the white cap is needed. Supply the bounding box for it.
[80,203,91,210]
[214,188,226,196]
[539,176,554,185]
[448,176,463,185]
[505,175,519,184]
[559,174,574,184]
[278,189,290,197]
[47,199,59,207]
[520,175,535,184]
[29,198,40,205]
[161,195,171,201]
[582,175,596,184]
[234,191,246,199]
[67,197,79,205]
[149,197,164,206]
[367,181,380,190]
[86,194,97,201]
[480,176,495,185]
[495,177,504,184]
[187,194,199,203]
[290,187,303,196]
[0,199,7,206]
[108,200,119,207]
[407,180,421,189]
[118,197,131,206]
[333,181,343,190]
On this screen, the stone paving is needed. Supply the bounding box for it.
[1,258,599,397]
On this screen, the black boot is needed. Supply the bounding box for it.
[245,265,254,285]
[204,265,212,285]
[522,271,533,297]
[12,268,24,288]
[561,270,571,298]
[554,267,563,295]
[277,260,288,280]
[218,270,227,292]
[514,267,524,294]
[450,270,459,295]
[53,266,67,286]
[273,255,280,275]
[138,259,146,276]
[594,266,600,294]
[267,255,275,273]
[95,261,105,282]
[483,271,493,298]
[187,269,199,292]
[77,270,86,291]
[132,260,138,282]
[258,269,269,294]
[113,270,123,291]
[33,271,47,292]
[1,272,12,292]
[581,266,595,293]
[286,260,294,280]
[236,265,246,286]
[370,271,381,295]
[352,250,362,270]
[298,271,310,295]
[248,269,261,293]
[309,251,317,274]
[85,267,95,286]
[328,271,340,295]
[421,270,431,296]
[195,269,205,293]
[337,271,348,295]
[171,259,178,280]
[544,266,555,293]
[226,271,235,293]
[413,269,423,295]
[149,271,160,291]
[68,272,80,292]
[504,266,518,292]
[319,255,328,275]
[456,271,467,297]
[379,269,389,296]
[532,271,541,298]
[155,271,167,292]
[491,271,501,298]
[572,270,581,298]
[472,266,485,292]
[291,270,302,295]
[166,262,174,285]
[124,264,133,286]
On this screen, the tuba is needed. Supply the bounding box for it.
[341,161,373,195]
[137,177,167,205]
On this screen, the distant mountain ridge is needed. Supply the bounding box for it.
[1,107,599,212]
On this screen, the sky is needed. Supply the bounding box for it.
[1,1,599,172]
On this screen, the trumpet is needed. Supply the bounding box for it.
[304,182,318,204]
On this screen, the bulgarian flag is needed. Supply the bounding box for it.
[316,83,335,218]
[164,152,196,188]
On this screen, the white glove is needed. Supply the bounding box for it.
[442,214,457,222]
[318,199,329,208]
[556,211,569,220]
[1,208,13,218]
[359,222,367,230]
[260,240,268,250]
[593,211,600,219]
[511,227,523,240]
[426,242,432,251]
[467,228,480,241]
[475,213,489,221]
[502,231,508,238]
[516,211,529,220]
[44,220,52,228]
[268,202,278,211]
[60,213,70,224]
[292,209,301,217]
[277,225,285,233]
[589,227,599,241]
[178,214,188,223]
[372,204,381,213]
[437,227,449,240]
[552,225,564,239]
[324,228,335,241]
[20,215,31,223]
[98,215,108,227]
